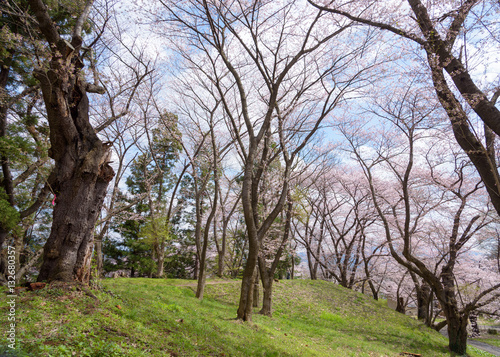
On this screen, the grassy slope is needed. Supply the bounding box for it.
[0,278,494,356]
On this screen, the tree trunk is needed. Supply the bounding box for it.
[411,272,431,324]
[195,212,213,299]
[368,280,378,300]
[193,254,199,280]
[195,254,207,299]
[37,125,113,283]
[94,239,103,278]
[237,241,258,321]
[259,271,273,316]
[217,220,228,277]
[258,199,292,317]
[193,185,203,281]
[441,268,469,355]
[253,265,259,308]
[417,284,431,322]
[195,125,219,299]
[396,297,406,314]
[29,0,115,284]
[156,248,165,278]
[307,249,317,279]
[469,311,480,338]
[237,161,259,321]
[425,290,434,327]
[445,309,469,356]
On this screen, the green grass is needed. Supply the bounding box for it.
[0,278,494,356]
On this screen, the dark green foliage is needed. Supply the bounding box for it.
[104,115,185,277]
[0,190,19,231]
[104,218,156,277]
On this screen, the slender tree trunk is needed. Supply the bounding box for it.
[396,297,406,314]
[156,248,165,278]
[368,280,378,300]
[307,249,316,280]
[194,203,210,295]
[258,199,292,317]
[259,261,274,316]
[237,245,258,321]
[195,248,207,299]
[196,122,220,299]
[237,159,259,321]
[94,239,103,277]
[217,220,228,277]
[196,202,216,299]
[311,218,325,279]
[193,255,199,280]
[260,279,273,316]
[425,290,434,327]
[193,181,203,281]
[253,264,259,308]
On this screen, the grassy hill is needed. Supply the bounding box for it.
[0,278,494,356]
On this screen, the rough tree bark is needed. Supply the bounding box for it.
[252,265,259,308]
[28,0,115,283]
[468,311,480,338]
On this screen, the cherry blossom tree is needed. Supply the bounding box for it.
[157,0,379,321]
[341,82,500,354]
[308,0,500,218]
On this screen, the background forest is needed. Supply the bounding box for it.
[1,0,500,355]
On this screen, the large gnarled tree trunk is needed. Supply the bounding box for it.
[29,0,114,283]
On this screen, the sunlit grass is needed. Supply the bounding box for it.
[0,278,493,356]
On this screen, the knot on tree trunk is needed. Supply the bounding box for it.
[80,142,114,181]
[98,163,115,183]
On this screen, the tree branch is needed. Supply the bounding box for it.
[307,0,425,46]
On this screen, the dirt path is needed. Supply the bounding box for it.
[439,330,500,356]
[468,340,500,356]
